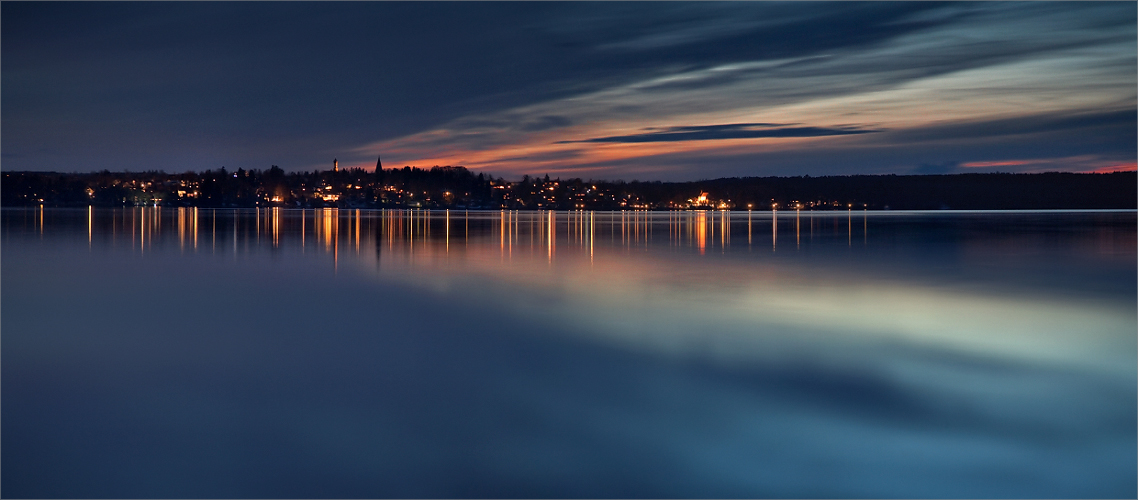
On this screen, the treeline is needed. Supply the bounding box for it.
[1,166,503,209]
[679,172,1137,210]
[1,167,1134,210]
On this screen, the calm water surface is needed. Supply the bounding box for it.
[3,208,1135,498]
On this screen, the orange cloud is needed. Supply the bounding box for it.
[1085,162,1137,174]
[959,156,1137,174]
[960,160,1033,168]
[360,126,844,179]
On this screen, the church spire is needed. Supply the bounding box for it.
[375,155,383,172]
[333,158,338,172]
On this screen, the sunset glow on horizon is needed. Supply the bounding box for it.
[3,2,1134,180]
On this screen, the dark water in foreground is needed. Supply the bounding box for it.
[3,208,1135,498]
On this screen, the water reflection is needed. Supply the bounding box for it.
[2,207,1135,498]
[10,207,1135,364]
[772,209,777,251]
[8,206,1136,302]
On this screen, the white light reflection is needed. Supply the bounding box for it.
[772,209,777,252]
[328,210,1135,379]
[65,208,1134,377]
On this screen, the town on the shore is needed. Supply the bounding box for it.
[3,159,1134,211]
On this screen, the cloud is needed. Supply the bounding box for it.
[881,109,1137,146]
[485,149,586,165]
[2,2,1134,178]
[558,123,881,144]
[961,160,1033,168]
[520,115,573,132]
[956,155,1138,174]
[1087,162,1137,174]
[361,2,1133,178]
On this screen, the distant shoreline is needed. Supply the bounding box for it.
[3,170,1134,211]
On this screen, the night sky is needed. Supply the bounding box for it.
[3,2,1135,181]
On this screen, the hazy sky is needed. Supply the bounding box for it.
[3,2,1135,180]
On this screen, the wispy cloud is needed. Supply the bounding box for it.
[955,155,1137,174]
[961,160,1034,168]
[4,2,1133,179]
[1087,162,1137,174]
[557,123,881,144]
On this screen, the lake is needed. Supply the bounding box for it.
[3,207,1135,498]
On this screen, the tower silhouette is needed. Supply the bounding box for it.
[333,158,338,172]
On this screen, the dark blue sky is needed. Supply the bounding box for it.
[3,2,1134,180]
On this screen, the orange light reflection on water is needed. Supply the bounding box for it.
[47,207,1136,375]
[16,208,1137,375]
